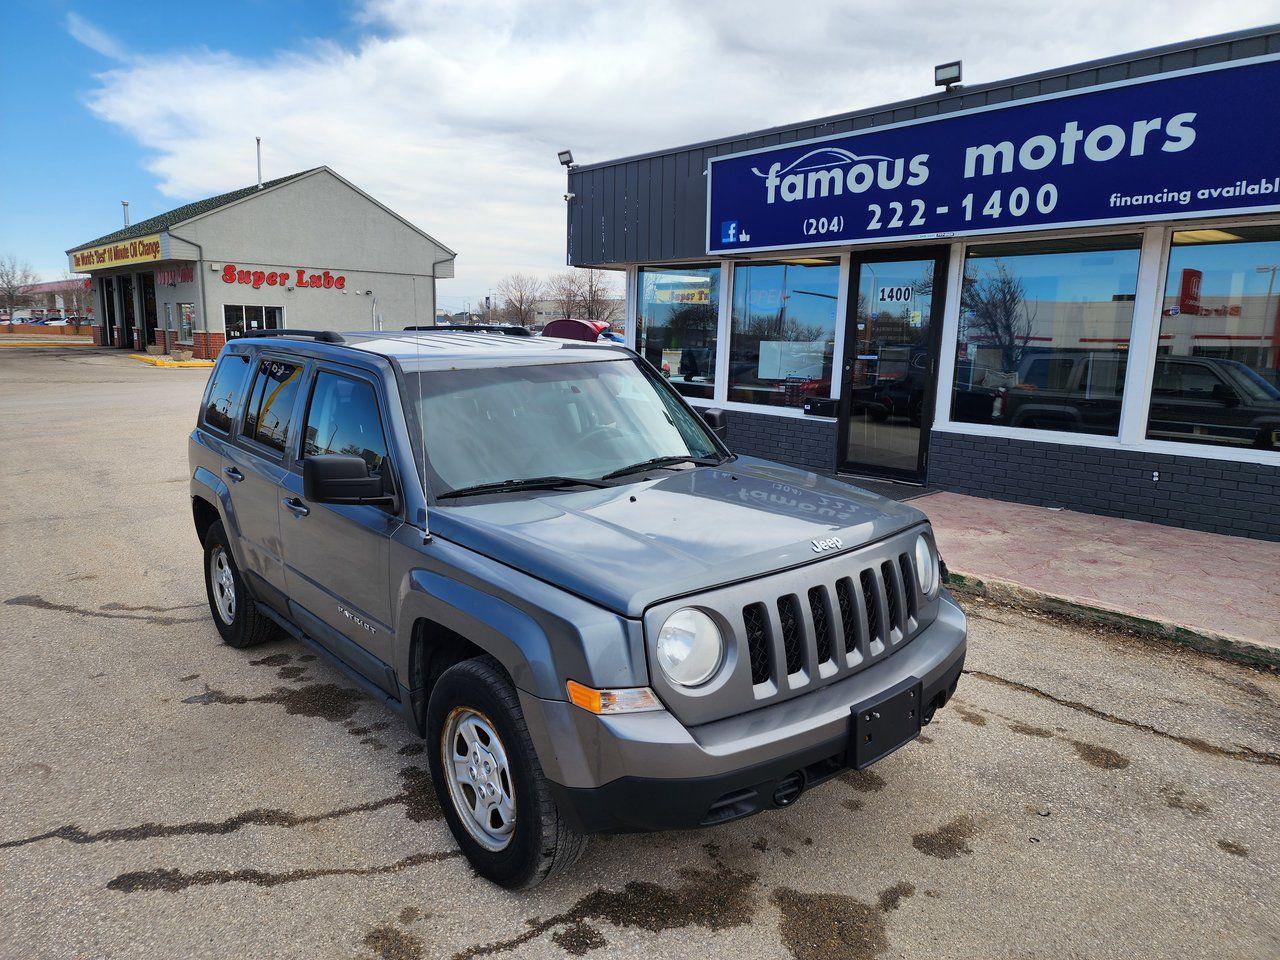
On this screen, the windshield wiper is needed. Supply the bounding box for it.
[436,475,610,501]
[600,454,726,481]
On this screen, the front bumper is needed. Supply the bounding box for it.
[520,592,967,833]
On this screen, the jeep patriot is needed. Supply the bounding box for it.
[189,327,967,888]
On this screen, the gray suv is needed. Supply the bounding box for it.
[189,327,967,888]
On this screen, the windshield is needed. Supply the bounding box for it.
[403,359,721,496]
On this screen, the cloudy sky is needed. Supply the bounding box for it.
[1,0,1277,307]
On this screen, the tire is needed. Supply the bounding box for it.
[202,519,281,649]
[426,657,586,889]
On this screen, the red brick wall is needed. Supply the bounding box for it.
[91,325,106,346]
[191,332,226,360]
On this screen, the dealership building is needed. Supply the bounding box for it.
[67,167,455,359]
[567,26,1280,541]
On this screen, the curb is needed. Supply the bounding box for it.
[129,354,214,368]
[946,571,1280,669]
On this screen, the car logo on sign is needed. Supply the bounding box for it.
[811,537,843,554]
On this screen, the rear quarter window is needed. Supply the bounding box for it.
[202,353,252,434]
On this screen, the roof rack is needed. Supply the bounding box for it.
[242,329,345,343]
[404,324,535,337]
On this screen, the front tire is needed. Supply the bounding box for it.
[202,520,280,649]
[427,657,586,888]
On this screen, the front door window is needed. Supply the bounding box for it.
[838,252,946,481]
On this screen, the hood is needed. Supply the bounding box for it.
[427,457,926,618]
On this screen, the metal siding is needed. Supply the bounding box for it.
[567,27,1280,266]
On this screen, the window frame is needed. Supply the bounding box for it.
[176,302,196,344]
[237,354,308,462]
[300,366,395,480]
[931,216,1280,466]
[199,350,254,437]
[635,263,725,401]
[943,231,1145,440]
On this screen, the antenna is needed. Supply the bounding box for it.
[256,137,263,189]
[121,200,130,226]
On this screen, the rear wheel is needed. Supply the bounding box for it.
[427,657,586,888]
[202,520,280,649]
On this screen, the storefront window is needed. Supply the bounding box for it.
[224,304,283,339]
[1146,225,1280,451]
[727,258,840,408]
[177,303,195,343]
[637,266,720,399]
[949,236,1141,436]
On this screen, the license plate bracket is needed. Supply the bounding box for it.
[850,678,922,769]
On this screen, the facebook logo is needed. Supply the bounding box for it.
[720,220,739,244]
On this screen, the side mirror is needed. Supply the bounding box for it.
[303,455,394,505]
[701,407,729,443]
[1210,382,1240,407]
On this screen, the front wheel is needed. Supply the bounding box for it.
[427,657,585,888]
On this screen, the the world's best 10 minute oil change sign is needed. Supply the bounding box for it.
[706,56,1280,255]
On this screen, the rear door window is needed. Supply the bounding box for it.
[243,358,304,454]
[202,353,251,434]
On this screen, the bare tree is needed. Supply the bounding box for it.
[494,273,544,328]
[0,254,38,318]
[59,271,92,316]
[545,271,584,321]
[578,268,622,325]
[545,269,621,325]
[960,261,1036,375]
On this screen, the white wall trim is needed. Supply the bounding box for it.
[932,241,966,429]
[687,395,837,423]
[931,421,1280,467]
[1117,226,1171,444]
[713,260,733,404]
[829,253,851,401]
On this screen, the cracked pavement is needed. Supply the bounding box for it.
[2,347,1278,960]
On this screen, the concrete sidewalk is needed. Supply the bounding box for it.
[915,491,1280,666]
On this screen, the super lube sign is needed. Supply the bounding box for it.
[706,55,1280,254]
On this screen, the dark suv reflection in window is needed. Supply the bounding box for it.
[1147,226,1280,450]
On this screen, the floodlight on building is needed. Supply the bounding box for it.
[935,60,962,90]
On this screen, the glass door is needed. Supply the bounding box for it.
[836,248,949,482]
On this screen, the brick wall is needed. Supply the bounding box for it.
[190,332,226,360]
[928,431,1280,542]
[724,409,838,473]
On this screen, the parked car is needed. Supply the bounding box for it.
[954,351,1280,448]
[189,329,967,888]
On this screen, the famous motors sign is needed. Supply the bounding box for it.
[707,55,1280,255]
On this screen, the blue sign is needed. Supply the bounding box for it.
[707,56,1280,255]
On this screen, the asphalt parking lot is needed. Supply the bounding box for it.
[2,345,1278,960]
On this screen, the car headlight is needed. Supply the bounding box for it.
[655,608,723,687]
[914,533,939,597]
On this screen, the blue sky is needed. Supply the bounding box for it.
[2,1,1276,309]
[0,0,361,281]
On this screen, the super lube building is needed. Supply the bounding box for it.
[565,26,1280,541]
[68,167,455,359]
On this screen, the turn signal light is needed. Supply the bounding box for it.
[566,680,663,715]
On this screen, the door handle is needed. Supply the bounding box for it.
[282,497,310,518]
[224,466,244,482]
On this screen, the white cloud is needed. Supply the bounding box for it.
[70,1,1277,305]
[65,11,129,62]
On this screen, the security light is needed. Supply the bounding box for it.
[557,149,575,167]
[935,60,962,89]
